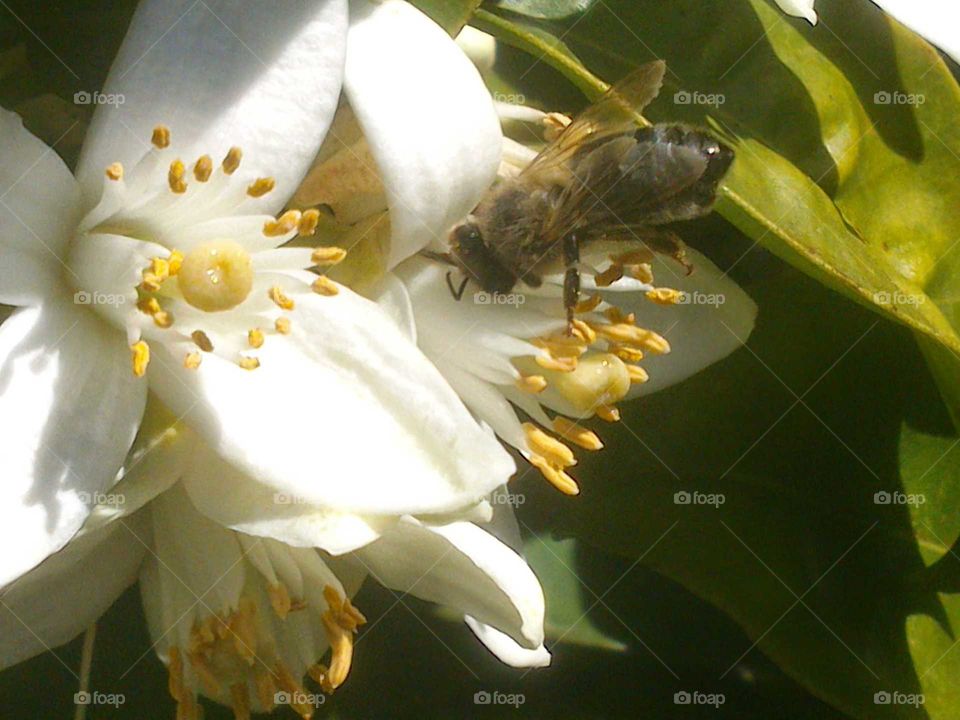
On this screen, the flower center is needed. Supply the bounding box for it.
[177,239,254,312]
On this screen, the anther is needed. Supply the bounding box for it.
[184,352,202,369]
[130,341,150,377]
[264,210,301,237]
[529,455,579,495]
[298,209,321,236]
[627,263,654,284]
[105,162,123,181]
[268,286,295,310]
[168,159,187,193]
[268,583,292,619]
[523,423,576,468]
[575,293,602,314]
[310,246,348,266]
[246,177,275,198]
[596,404,620,422]
[222,146,242,174]
[627,364,649,383]
[167,250,183,276]
[151,125,171,149]
[191,330,214,352]
[516,375,547,393]
[275,316,292,334]
[193,155,213,182]
[239,357,260,371]
[594,263,624,287]
[552,416,604,450]
[248,328,264,349]
[646,287,683,305]
[311,276,339,296]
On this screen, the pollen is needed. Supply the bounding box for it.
[516,374,547,393]
[310,246,348,266]
[646,287,683,305]
[130,340,150,377]
[222,146,242,174]
[264,210,302,237]
[298,209,321,236]
[275,316,291,334]
[311,275,339,296]
[268,285,295,311]
[105,162,123,181]
[168,159,187,194]
[246,177,275,198]
[151,125,171,149]
[552,416,603,450]
[248,328,265,349]
[193,155,213,182]
[178,240,254,312]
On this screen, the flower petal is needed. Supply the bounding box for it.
[149,287,515,515]
[871,1,960,63]
[345,0,502,267]
[0,298,147,586]
[77,0,348,211]
[465,617,551,668]
[0,512,147,669]
[0,109,80,268]
[356,517,546,652]
[773,0,818,24]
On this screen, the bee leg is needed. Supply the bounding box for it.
[562,233,581,335]
[446,271,470,301]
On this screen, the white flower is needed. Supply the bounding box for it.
[774,0,818,25]
[0,0,513,589]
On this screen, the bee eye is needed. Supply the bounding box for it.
[455,223,483,248]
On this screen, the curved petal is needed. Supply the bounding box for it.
[0,511,147,669]
[181,438,389,555]
[77,0,348,212]
[774,0,818,24]
[871,1,960,63]
[345,0,502,267]
[0,109,80,267]
[465,617,551,668]
[0,245,60,308]
[613,248,757,397]
[356,517,546,652]
[148,287,515,515]
[0,299,147,586]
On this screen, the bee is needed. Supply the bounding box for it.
[433,60,734,328]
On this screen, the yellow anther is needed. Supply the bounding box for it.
[230,683,251,720]
[310,246,348,266]
[268,285,295,310]
[311,275,339,296]
[604,306,635,324]
[105,162,123,181]
[130,341,150,377]
[153,310,174,328]
[516,374,547,394]
[239,356,260,371]
[552,416,604,450]
[268,583,292,619]
[533,334,588,359]
[167,250,183,276]
[151,125,171,149]
[594,263,624,287]
[610,343,644,363]
[570,318,596,344]
[529,454,580,495]
[167,646,184,701]
[193,155,213,182]
[575,293,603,314]
[275,316,292,334]
[627,364,649,383]
[179,240,254,312]
[646,287,683,305]
[596,404,620,422]
[254,671,277,713]
[246,177,275,198]
[168,159,187,193]
[191,330,214,352]
[627,262,654,284]
[183,352,202,370]
[523,422,576,468]
[320,613,355,694]
[264,210,302,237]
[222,146,242,174]
[591,322,670,354]
[536,354,578,373]
[248,327,265,349]
[137,296,162,316]
[298,209,321,236]
[187,650,221,697]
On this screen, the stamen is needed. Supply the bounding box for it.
[168,159,187,194]
[523,423,575,468]
[193,155,213,182]
[646,287,682,305]
[254,671,277,713]
[310,246,348,266]
[264,210,302,237]
[610,343,644,363]
[178,240,254,312]
[311,276,339,296]
[596,404,620,422]
[130,341,150,377]
[275,316,292,334]
[516,374,547,394]
[167,646,184,701]
[268,583,292,619]
[222,147,242,174]
[105,162,123,181]
[590,322,670,354]
[575,293,602,314]
[187,650,221,697]
[627,364,649,383]
[298,209,321,236]
[268,286,295,310]
[570,318,596,344]
[151,125,171,149]
[230,683,251,720]
[153,309,174,328]
[594,263,624,287]
[627,263,654,284]
[168,250,183,276]
[529,455,579,495]
[246,177,275,198]
[248,328,265,349]
[536,354,578,373]
[191,329,214,352]
[239,357,260,371]
[552,416,603,450]
[184,352,202,370]
[274,662,312,717]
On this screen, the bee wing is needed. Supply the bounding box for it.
[520,60,667,183]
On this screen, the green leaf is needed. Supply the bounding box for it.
[408,0,481,34]
[488,0,597,20]
[908,594,960,720]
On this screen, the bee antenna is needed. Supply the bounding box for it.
[445,272,470,301]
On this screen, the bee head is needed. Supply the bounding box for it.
[449,221,517,294]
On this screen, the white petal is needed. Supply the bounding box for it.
[0,109,80,263]
[871,1,960,64]
[0,512,147,669]
[773,0,818,24]
[465,617,551,668]
[365,272,417,343]
[77,0,348,211]
[345,0,502,267]
[614,248,757,396]
[0,299,146,586]
[356,518,546,651]
[0,244,59,307]
[149,287,515,515]
[181,437,388,554]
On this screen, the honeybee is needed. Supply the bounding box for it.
[433,60,734,327]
